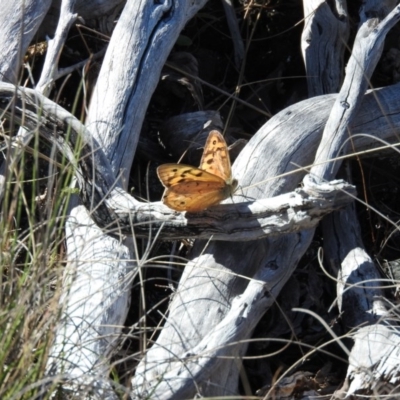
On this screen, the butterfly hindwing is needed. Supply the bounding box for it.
[163,181,229,212]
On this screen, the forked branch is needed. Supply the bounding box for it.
[0,82,355,241]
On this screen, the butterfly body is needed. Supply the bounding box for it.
[157,131,238,212]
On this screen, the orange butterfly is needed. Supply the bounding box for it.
[157,130,238,212]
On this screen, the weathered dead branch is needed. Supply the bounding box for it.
[1,1,400,399]
[304,0,400,397]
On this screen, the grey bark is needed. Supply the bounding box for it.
[46,0,210,398]
[303,0,400,397]
[0,0,52,84]
[133,1,400,398]
[1,0,400,398]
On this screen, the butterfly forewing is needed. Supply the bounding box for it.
[199,130,232,182]
[157,164,224,188]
